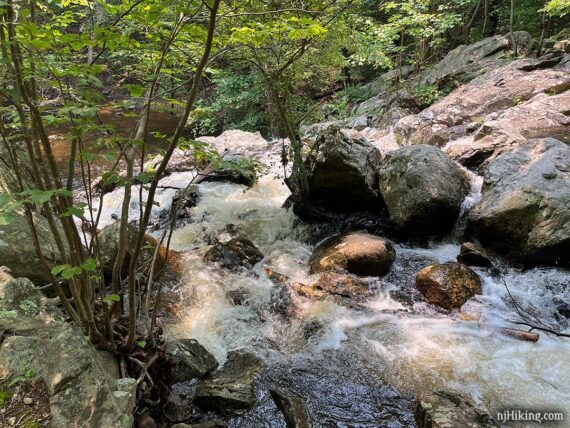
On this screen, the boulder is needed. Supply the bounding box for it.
[415,391,500,428]
[0,142,32,195]
[196,130,268,154]
[0,213,63,286]
[203,153,257,187]
[204,237,264,270]
[415,262,482,310]
[419,35,510,87]
[0,274,136,427]
[378,145,470,235]
[165,339,219,382]
[300,128,382,211]
[194,352,261,416]
[98,222,182,278]
[310,232,395,276]
[468,138,570,265]
[456,242,493,268]
[163,382,198,423]
[312,270,370,298]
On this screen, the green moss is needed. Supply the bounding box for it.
[0,388,12,407]
[23,421,40,428]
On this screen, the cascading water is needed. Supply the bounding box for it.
[92,135,570,426]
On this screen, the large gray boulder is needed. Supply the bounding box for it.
[378,145,470,235]
[301,128,382,211]
[419,35,510,87]
[0,213,62,286]
[0,273,136,427]
[468,138,570,265]
[0,142,33,195]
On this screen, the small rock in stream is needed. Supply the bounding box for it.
[165,339,219,382]
[415,262,482,310]
[204,237,264,271]
[194,352,261,416]
[270,388,311,428]
[457,242,494,268]
[415,391,500,427]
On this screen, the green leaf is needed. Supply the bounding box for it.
[61,206,85,217]
[0,212,17,226]
[137,340,147,348]
[80,258,97,272]
[51,264,70,276]
[103,293,121,303]
[124,84,145,98]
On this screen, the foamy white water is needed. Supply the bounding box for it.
[86,133,570,422]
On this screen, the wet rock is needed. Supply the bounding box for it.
[416,262,482,310]
[0,213,65,286]
[0,274,136,427]
[270,388,311,428]
[312,271,370,298]
[194,352,261,416]
[164,381,198,423]
[165,339,219,382]
[171,185,200,221]
[457,242,493,268]
[98,222,183,278]
[378,145,470,236]
[415,391,500,428]
[298,127,382,211]
[468,138,570,265]
[203,153,257,187]
[204,237,264,270]
[310,231,396,276]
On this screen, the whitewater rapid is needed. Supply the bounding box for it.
[90,136,570,425]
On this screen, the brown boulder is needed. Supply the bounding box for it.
[415,262,482,310]
[312,271,370,298]
[309,232,396,276]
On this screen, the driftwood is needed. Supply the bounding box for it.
[498,327,540,342]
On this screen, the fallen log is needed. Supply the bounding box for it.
[498,327,539,342]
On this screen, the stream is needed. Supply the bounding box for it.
[89,135,570,427]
